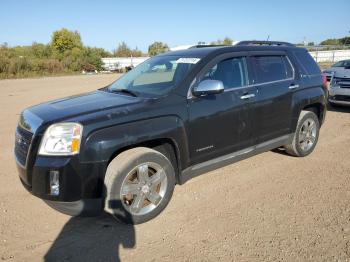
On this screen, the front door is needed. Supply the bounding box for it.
[187,53,256,165]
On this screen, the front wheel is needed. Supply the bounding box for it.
[284,110,320,157]
[104,147,175,224]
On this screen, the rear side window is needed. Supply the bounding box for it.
[251,56,293,84]
[293,50,321,76]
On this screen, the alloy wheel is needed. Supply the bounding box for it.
[298,118,317,151]
[120,162,168,216]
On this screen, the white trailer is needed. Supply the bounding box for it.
[101,57,149,71]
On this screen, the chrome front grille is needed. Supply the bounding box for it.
[14,126,33,166]
[335,77,350,88]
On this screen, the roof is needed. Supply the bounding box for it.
[159,46,225,58]
[159,44,301,58]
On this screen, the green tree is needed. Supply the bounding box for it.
[83,47,108,70]
[0,49,10,74]
[211,37,233,45]
[339,37,350,45]
[222,37,233,45]
[0,29,128,78]
[131,47,143,57]
[51,28,83,54]
[148,41,169,56]
[31,42,51,58]
[113,42,132,57]
[89,47,113,58]
[320,38,340,45]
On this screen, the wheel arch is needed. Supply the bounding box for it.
[302,102,326,126]
[81,116,190,185]
[291,87,327,132]
[107,138,182,184]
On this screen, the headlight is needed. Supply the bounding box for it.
[330,78,339,88]
[39,123,83,156]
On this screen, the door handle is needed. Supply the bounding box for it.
[240,94,255,100]
[289,84,299,90]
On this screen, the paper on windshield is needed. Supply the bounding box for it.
[176,58,201,64]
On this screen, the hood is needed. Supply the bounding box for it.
[25,90,143,130]
[324,67,350,78]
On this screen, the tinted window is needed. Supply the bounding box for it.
[293,50,321,75]
[251,56,292,84]
[201,57,248,89]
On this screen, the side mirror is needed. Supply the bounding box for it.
[192,80,224,97]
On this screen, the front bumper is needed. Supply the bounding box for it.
[328,87,350,106]
[329,99,350,106]
[16,155,107,216]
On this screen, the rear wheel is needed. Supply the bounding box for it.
[284,110,320,157]
[104,147,175,224]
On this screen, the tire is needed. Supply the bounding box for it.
[104,147,175,224]
[284,110,320,157]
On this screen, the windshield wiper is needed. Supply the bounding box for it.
[110,88,138,97]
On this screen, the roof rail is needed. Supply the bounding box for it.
[189,44,230,49]
[236,41,295,47]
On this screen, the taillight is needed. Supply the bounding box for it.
[321,73,328,90]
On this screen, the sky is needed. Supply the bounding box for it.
[1,0,349,52]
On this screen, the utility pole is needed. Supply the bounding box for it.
[303,37,307,46]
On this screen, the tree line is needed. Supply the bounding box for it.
[0,29,164,78]
[3,27,347,79]
[0,29,111,79]
[0,28,235,79]
[320,37,350,46]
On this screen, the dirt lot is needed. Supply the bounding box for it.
[1,74,350,261]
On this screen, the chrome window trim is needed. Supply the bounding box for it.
[230,77,294,90]
[187,77,295,99]
[285,55,296,80]
[187,54,296,99]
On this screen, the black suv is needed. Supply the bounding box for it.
[15,41,327,224]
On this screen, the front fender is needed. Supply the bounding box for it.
[80,116,189,168]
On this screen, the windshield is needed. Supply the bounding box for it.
[108,55,200,97]
[332,61,344,67]
[332,60,350,68]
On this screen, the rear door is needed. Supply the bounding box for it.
[248,51,297,144]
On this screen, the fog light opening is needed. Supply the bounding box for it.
[49,170,60,196]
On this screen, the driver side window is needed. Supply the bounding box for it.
[202,57,248,89]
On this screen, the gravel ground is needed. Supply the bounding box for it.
[0,74,350,262]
